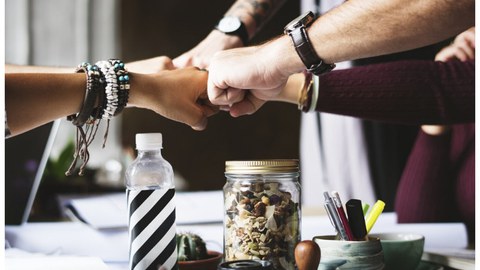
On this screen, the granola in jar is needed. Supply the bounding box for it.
[224,160,301,270]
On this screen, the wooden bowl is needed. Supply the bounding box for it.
[178,250,223,270]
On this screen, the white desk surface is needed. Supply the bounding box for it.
[5,193,472,270]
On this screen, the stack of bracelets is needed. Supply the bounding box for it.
[297,70,319,113]
[66,59,130,176]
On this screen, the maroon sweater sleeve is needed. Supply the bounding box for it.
[315,59,474,125]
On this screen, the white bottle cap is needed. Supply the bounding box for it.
[135,133,163,150]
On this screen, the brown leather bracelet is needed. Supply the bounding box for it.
[67,64,102,126]
[298,70,313,111]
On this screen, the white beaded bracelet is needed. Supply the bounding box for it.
[96,60,119,119]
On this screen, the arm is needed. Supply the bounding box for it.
[422,27,475,134]
[6,56,175,74]
[173,0,287,68]
[277,59,475,125]
[6,67,215,136]
[207,0,475,115]
[5,64,72,73]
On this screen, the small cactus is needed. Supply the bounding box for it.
[176,232,208,261]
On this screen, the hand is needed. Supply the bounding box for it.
[127,56,175,74]
[130,67,218,130]
[435,27,475,62]
[173,30,244,68]
[423,27,474,135]
[207,39,296,117]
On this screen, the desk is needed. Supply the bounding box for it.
[5,206,473,269]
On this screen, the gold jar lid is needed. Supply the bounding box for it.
[225,159,299,174]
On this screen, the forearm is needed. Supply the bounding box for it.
[266,0,474,76]
[309,0,475,64]
[5,64,71,73]
[5,73,85,135]
[276,60,475,124]
[314,60,475,125]
[224,0,287,38]
[5,71,151,136]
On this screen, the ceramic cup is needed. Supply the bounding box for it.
[313,235,385,270]
[369,233,425,270]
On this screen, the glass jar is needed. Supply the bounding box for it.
[223,160,301,270]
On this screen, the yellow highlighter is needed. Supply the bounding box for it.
[365,200,385,234]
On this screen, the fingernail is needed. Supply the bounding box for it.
[220,106,231,111]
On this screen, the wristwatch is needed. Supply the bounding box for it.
[284,11,335,75]
[215,16,249,46]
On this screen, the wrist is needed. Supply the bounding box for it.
[210,30,245,48]
[260,35,305,77]
[274,73,305,104]
[128,72,149,109]
[421,125,451,136]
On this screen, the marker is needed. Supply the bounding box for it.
[331,191,354,241]
[346,199,367,241]
[323,192,349,240]
[365,200,385,234]
[362,203,370,216]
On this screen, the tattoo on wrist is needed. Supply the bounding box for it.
[231,0,276,28]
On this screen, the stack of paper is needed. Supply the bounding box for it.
[64,190,224,229]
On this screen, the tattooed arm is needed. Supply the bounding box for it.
[173,0,287,68]
[223,0,287,39]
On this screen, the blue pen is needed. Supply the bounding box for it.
[323,192,349,240]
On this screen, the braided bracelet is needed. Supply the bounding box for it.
[66,62,104,176]
[67,62,103,126]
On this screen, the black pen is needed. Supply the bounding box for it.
[346,199,368,241]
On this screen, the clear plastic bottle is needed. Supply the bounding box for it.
[125,133,178,270]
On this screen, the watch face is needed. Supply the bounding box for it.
[218,17,241,33]
[284,11,314,32]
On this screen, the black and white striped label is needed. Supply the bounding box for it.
[127,188,178,270]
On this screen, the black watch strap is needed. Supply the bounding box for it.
[233,22,249,46]
[289,26,335,75]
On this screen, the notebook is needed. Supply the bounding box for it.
[5,120,60,225]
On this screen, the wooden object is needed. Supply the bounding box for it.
[295,240,321,270]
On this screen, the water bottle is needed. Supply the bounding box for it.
[126,133,177,270]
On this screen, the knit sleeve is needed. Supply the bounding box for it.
[315,59,475,125]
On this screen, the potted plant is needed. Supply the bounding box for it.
[177,232,223,270]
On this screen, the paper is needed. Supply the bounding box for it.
[422,250,475,270]
[5,222,129,263]
[66,190,224,229]
[6,249,109,270]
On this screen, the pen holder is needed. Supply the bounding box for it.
[313,235,385,270]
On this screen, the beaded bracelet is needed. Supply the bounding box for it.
[95,59,130,118]
[110,59,130,116]
[96,60,118,119]
[66,59,130,176]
